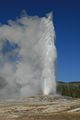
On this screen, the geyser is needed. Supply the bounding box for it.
[0,11,56,98]
[41,14,56,95]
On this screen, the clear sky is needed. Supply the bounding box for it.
[0,0,80,82]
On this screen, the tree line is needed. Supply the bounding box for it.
[57,81,80,98]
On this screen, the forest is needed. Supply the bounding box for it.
[57,81,80,98]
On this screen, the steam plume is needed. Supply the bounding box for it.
[0,11,56,98]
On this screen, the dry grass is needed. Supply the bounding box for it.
[15,113,80,120]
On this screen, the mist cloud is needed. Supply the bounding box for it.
[0,11,56,98]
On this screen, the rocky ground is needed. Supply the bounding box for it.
[0,95,80,120]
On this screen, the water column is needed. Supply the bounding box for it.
[41,13,57,95]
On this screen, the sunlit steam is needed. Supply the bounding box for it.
[41,13,56,95]
[0,11,56,98]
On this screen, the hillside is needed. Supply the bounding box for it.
[57,81,80,98]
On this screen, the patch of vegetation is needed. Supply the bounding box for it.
[57,81,80,98]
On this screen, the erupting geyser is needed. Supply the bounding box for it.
[0,11,56,98]
[41,14,56,95]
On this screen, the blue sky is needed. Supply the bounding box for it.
[0,0,80,82]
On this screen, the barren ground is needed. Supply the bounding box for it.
[0,95,80,120]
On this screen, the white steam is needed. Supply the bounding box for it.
[0,11,56,98]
